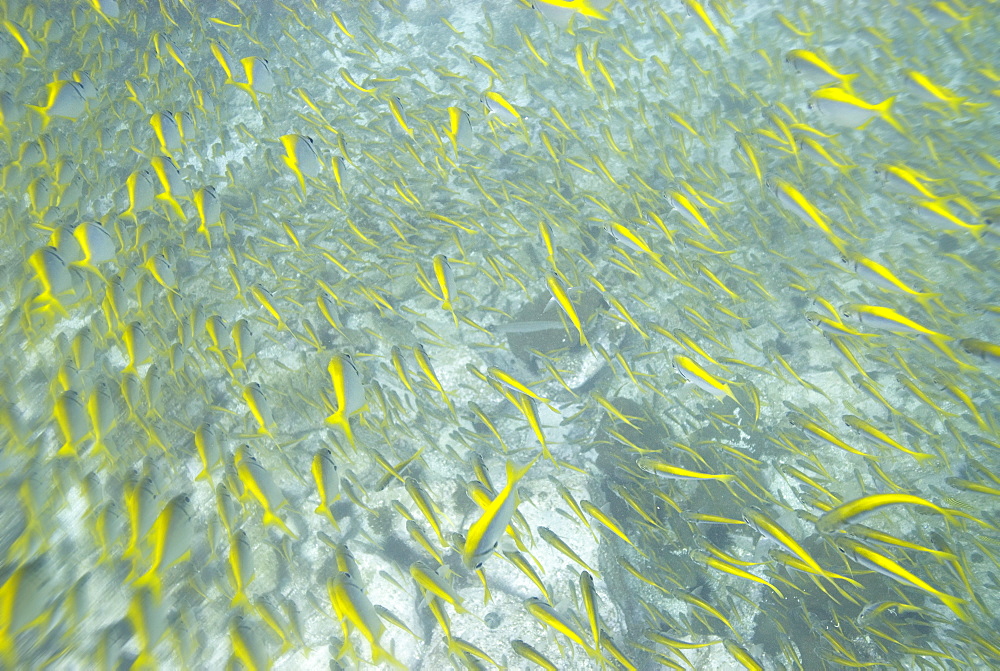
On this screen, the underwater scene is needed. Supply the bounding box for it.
[0,0,998,668]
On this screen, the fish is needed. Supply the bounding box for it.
[904,70,976,113]
[412,344,454,414]
[132,494,195,596]
[228,614,272,671]
[311,447,340,528]
[816,493,989,533]
[524,597,595,657]
[192,186,221,247]
[28,246,74,315]
[511,639,558,671]
[228,529,254,608]
[240,56,274,105]
[122,170,155,221]
[579,570,601,649]
[325,354,366,445]
[483,91,520,124]
[637,457,736,483]
[810,87,906,134]
[538,526,600,576]
[534,0,609,21]
[71,222,117,276]
[839,303,949,339]
[280,134,320,195]
[409,562,467,614]
[0,556,52,665]
[233,445,296,538]
[960,338,1000,364]
[149,155,188,219]
[446,107,473,154]
[54,390,88,457]
[327,572,403,668]
[694,547,784,598]
[242,382,276,437]
[463,458,537,568]
[149,111,181,156]
[743,507,831,582]
[842,415,934,462]
[785,49,858,89]
[836,538,968,620]
[674,354,738,403]
[29,80,87,128]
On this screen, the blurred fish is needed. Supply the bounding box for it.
[785,49,858,89]
[228,529,254,608]
[311,447,340,528]
[132,494,195,596]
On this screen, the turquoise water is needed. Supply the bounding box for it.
[0,0,998,668]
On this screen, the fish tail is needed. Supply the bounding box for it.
[315,504,340,529]
[263,511,297,539]
[506,455,539,486]
[234,82,259,108]
[877,97,908,136]
[326,410,355,446]
[371,643,406,669]
[840,72,860,93]
[197,223,213,248]
[939,593,969,621]
[26,104,51,130]
[155,192,186,220]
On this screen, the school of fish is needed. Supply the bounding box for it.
[0,0,998,668]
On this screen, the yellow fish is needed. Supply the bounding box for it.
[463,458,537,568]
[280,134,320,195]
[325,355,366,446]
[810,86,906,134]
